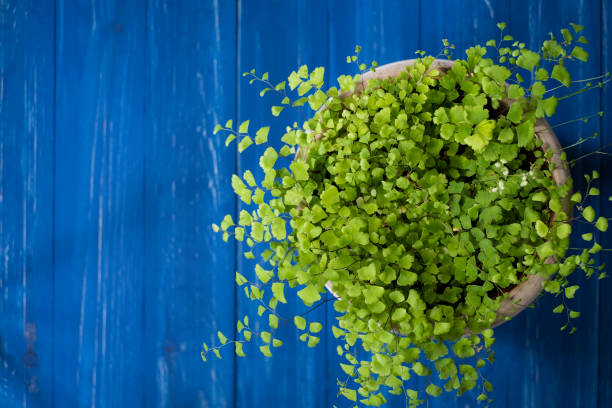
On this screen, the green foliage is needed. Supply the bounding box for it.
[205,22,611,408]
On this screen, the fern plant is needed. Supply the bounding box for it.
[204,23,610,406]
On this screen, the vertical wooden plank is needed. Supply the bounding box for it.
[421,0,509,56]
[144,1,237,407]
[0,1,55,406]
[235,1,329,406]
[600,0,612,405]
[325,2,421,406]
[419,2,512,406]
[499,4,601,408]
[500,1,601,407]
[54,1,146,406]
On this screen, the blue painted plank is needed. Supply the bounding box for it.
[600,0,612,406]
[419,2,512,406]
[235,1,330,407]
[504,3,602,408]
[325,2,422,406]
[0,1,609,406]
[53,1,146,406]
[0,1,55,406]
[144,1,237,407]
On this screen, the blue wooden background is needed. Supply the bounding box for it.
[1,0,611,407]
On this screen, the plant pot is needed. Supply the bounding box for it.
[309,58,571,330]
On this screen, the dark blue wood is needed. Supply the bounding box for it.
[0,1,55,406]
[53,1,146,406]
[325,2,423,405]
[144,1,237,407]
[600,1,612,406]
[235,1,329,406]
[503,3,601,408]
[1,0,612,407]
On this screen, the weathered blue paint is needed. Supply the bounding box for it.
[0,1,55,406]
[1,0,611,407]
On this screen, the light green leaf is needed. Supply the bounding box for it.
[259,345,272,357]
[551,65,571,87]
[583,206,595,222]
[440,123,455,140]
[535,68,549,81]
[220,214,234,230]
[507,84,524,99]
[239,120,250,134]
[243,170,256,187]
[321,185,340,212]
[340,388,357,402]
[290,161,309,181]
[388,290,405,303]
[570,23,584,32]
[516,120,534,147]
[272,282,286,303]
[542,96,558,116]
[596,216,608,232]
[297,285,321,306]
[238,136,253,153]
[357,263,377,282]
[218,331,227,344]
[536,241,554,259]
[309,322,323,333]
[465,119,495,153]
[535,220,549,238]
[269,314,278,329]
[288,71,301,90]
[571,45,589,62]
[255,126,270,144]
[309,66,325,87]
[516,50,540,71]
[391,308,407,322]
[507,102,523,124]
[426,384,442,397]
[235,342,245,357]
[235,272,248,286]
[433,322,451,335]
[557,223,572,239]
[307,335,320,348]
[565,285,579,299]
[255,264,273,283]
[294,315,307,330]
[308,89,327,111]
[271,218,286,239]
[225,134,236,146]
[260,147,278,170]
[484,65,511,84]
[271,106,284,116]
[297,64,308,79]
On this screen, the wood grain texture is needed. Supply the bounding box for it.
[235,1,329,406]
[504,2,601,408]
[0,0,611,407]
[144,0,237,407]
[54,1,146,406]
[0,1,55,406]
[419,2,513,406]
[600,0,612,406]
[325,2,422,405]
